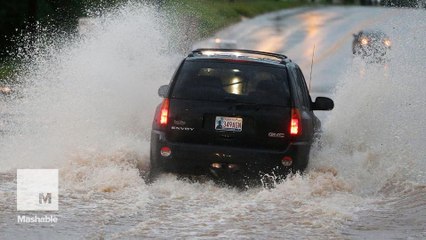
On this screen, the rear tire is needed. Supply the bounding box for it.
[292,150,310,174]
[145,151,163,184]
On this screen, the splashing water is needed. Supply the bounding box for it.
[310,10,426,196]
[0,3,184,172]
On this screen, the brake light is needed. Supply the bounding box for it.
[159,98,169,126]
[290,108,301,136]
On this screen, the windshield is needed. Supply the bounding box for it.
[171,60,290,106]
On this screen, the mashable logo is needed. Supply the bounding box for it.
[17,169,58,211]
[39,193,52,204]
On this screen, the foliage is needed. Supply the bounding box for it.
[167,0,306,39]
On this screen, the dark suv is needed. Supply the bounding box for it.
[149,49,334,183]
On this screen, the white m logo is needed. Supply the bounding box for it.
[39,193,52,204]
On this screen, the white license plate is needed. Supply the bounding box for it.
[215,116,243,132]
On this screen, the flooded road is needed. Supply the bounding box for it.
[1,4,426,239]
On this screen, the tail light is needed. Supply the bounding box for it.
[290,108,301,136]
[158,98,169,126]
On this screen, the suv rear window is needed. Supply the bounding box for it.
[171,60,290,106]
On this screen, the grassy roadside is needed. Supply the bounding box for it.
[168,0,311,39]
[0,61,16,85]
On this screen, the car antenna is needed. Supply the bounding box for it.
[309,44,315,91]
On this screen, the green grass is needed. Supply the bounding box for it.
[0,61,16,84]
[167,0,309,38]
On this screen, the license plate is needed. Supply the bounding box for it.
[215,116,243,132]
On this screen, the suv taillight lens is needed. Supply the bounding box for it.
[158,98,169,126]
[290,108,301,136]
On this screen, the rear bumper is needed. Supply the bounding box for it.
[151,130,311,176]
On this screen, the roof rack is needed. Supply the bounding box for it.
[190,48,288,62]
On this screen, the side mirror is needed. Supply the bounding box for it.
[158,85,169,98]
[312,97,334,111]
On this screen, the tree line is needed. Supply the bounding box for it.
[0,0,128,59]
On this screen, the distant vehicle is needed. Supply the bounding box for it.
[352,30,391,62]
[148,49,334,185]
[212,38,238,49]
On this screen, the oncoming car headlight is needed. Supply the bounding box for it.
[384,39,391,47]
[360,37,369,45]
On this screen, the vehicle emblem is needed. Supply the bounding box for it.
[268,132,285,138]
[171,126,194,131]
[173,120,186,126]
